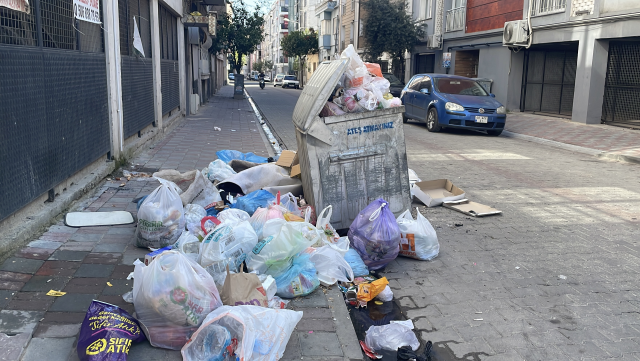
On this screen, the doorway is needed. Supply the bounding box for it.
[414,54,435,74]
[521,44,578,116]
[602,40,640,126]
[454,50,479,78]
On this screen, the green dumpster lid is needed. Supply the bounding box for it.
[292,58,349,132]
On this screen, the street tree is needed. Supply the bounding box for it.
[263,59,274,73]
[361,0,423,79]
[280,29,319,86]
[252,59,264,73]
[211,0,265,75]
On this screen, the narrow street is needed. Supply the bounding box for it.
[247,83,640,360]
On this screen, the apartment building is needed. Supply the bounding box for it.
[261,0,290,78]
[406,0,640,126]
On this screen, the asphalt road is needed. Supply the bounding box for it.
[247,83,640,360]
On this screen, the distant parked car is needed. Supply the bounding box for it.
[264,75,271,82]
[273,73,286,87]
[282,75,299,89]
[401,74,507,136]
[228,73,234,80]
[382,73,405,97]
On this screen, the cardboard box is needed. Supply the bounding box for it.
[443,199,502,217]
[144,246,172,266]
[276,150,299,168]
[412,179,466,207]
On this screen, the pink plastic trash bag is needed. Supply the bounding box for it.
[347,199,401,271]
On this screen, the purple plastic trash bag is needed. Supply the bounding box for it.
[348,199,401,270]
[77,300,146,361]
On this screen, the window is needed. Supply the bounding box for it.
[350,23,354,41]
[409,76,424,91]
[420,77,432,92]
[433,78,488,96]
[420,0,433,19]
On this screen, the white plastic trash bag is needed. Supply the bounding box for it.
[184,204,207,226]
[396,208,439,261]
[174,231,201,262]
[309,246,354,286]
[199,221,258,271]
[181,305,303,361]
[365,323,420,351]
[217,208,251,225]
[315,205,339,246]
[136,179,185,248]
[204,159,237,183]
[181,171,222,208]
[375,285,393,302]
[132,251,223,350]
[246,219,319,276]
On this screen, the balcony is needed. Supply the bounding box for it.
[281,6,289,13]
[319,34,331,50]
[531,0,566,16]
[316,0,337,16]
[445,6,465,32]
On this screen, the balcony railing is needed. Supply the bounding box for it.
[281,23,288,29]
[445,6,465,32]
[531,0,566,16]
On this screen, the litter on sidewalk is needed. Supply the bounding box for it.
[65,211,134,227]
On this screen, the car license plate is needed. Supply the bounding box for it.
[475,116,488,123]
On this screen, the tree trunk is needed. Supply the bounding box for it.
[300,57,305,88]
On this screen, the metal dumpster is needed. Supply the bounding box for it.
[292,59,411,229]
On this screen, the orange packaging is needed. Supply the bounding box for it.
[365,62,383,77]
[356,277,389,302]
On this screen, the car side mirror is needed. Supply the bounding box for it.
[420,88,430,94]
[490,93,495,98]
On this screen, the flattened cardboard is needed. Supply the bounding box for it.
[290,164,301,177]
[443,199,502,217]
[412,179,466,207]
[276,150,299,168]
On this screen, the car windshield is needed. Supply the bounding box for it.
[433,78,488,96]
[285,76,297,80]
[383,73,404,87]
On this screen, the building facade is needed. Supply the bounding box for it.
[261,0,290,78]
[405,0,640,126]
[0,0,226,223]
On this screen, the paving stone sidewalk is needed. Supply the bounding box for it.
[505,112,640,162]
[0,86,361,361]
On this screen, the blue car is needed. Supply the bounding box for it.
[401,74,507,136]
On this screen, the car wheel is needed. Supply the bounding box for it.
[487,129,503,136]
[426,108,442,132]
[295,85,299,89]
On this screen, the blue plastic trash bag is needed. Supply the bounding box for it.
[344,249,369,277]
[232,190,275,216]
[206,208,219,217]
[216,150,268,164]
[274,254,319,299]
[348,198,401,271]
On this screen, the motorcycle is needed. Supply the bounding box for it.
[259,78,265,89]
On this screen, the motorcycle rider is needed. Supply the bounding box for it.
[258,71,265,89]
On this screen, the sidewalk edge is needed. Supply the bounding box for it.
[501,130,605,157]
[326,286,364,360]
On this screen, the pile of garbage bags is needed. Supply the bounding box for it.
[319,45,403,117]
[79,150,442,360]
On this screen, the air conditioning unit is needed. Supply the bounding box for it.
[503,20,529,46]
[426,34,442,49]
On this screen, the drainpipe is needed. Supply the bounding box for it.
[112,0,124,152]
[526,0,533,48]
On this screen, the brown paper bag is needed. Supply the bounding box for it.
[221,265,268,307]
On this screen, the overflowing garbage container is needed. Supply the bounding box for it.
[292,50,412,230]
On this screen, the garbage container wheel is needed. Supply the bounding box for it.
[426,108,442,132]
[402,113,408,123]
[487,129,503,136]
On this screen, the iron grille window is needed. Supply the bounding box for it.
[118,0,152,57]
[0,6,38,46]
[1,0,103,51]
[159,5,177,60]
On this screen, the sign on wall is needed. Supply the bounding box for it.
[442,52,451,68]
[74,0,101,24]
[0,0,30,13]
